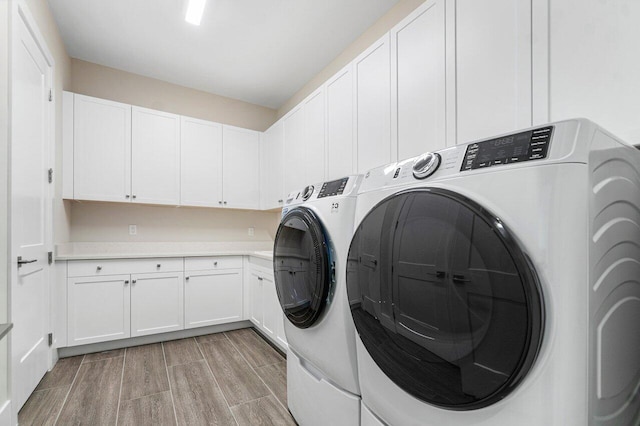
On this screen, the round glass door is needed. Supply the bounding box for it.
[274,207,331,329]
[347,188,544,410]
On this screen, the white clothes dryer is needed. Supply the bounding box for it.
[347,119,640,425]
[274,175,363,426]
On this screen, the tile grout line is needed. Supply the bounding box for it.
[53,355,85,426]
[194,336,240,426]
[161,341,180,426]
[114,348,127,426]
[223,332,290,414]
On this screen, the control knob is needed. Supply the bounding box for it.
[413,152,441,179]
[302,185,314,201]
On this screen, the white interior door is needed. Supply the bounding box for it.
[11,6,53,411]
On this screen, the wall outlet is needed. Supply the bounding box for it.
[248,227,254,236]
[129,225,137,235]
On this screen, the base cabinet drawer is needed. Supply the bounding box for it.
[131,272,184,337]
[185,269,243,329]
[68,258,183,277]
[68,275,131,346]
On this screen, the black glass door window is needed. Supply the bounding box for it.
[347,188,544,410]
[274,207,331,328]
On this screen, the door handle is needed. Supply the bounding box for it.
[17,256,37,268]
[452,274,470,284]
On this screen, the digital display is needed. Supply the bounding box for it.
[318,177,349,198]
[461,126,553,171]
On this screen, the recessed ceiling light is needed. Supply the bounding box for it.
[185,0,207,26]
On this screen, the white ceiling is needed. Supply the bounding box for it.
[48,0,399,109]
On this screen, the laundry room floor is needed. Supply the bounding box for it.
[18,328,294,425]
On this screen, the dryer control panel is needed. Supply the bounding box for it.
[461,126,553,171]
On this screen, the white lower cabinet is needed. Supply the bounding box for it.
[247,263,287,352]
[248,269,264,327]
[67,274,131,346]
[131,272,184,337]
[64,256,284,350]
[184,268,243,329]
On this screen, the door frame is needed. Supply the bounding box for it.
[9,0,56,417]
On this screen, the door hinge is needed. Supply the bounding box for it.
[48,89,52,102]
[48,251,53,265]
[48,168,53,183]
[48,333,53,346]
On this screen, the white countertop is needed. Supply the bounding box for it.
[56,241,274,261]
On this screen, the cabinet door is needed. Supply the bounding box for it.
[392,0,446,160]
[356,34,392,173]
[261,121,285,210]
[222,126,260,210]
[304,90,326,184]
[248,269,263,327]
[73,94,131,202]
[184,269,243,329]
[180,116,223,207]
[131,106,181,205]
[67,275,131,346]
[451,0,532,144]
[275,305,288,350]
[283,106,306,195]
[326,65,355,180]
[261,274,277,339]
[130,272,184,337]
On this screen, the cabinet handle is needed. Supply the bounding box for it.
[132,195,137,199]
[185,276,190,281]
[223,201,227,205]
[278,199,283,203]
[125,195,130,199]
[132,279,137,284]
[156,263,161,268]
[258,277,263,281]
[213,261,218,266]
[218,201,223,205]
[125,280,129,285]
[96,266,102,271]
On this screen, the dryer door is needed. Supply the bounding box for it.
[347,188,544,410]
[274,207,331,329]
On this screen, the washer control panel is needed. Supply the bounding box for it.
[317,177,349,198]
[461,126,553,171]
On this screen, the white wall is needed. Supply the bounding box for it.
[0,0,11,411]
[549,0,640,144]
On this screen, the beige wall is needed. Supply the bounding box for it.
[277,0,424,119]
[70,202,280,243]
[70,59,277,132]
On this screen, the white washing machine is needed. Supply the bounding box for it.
[273,175,363,426]
[347,119,640,425]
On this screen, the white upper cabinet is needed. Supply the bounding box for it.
[131,106,181,205]
[355,34,392,173]
[261,121,285,210]
[222,125,261,210]
[283,106,306,195]
[450,0,532,145]
[326,65,355,181]
[73,94,131,202]
[392,0,446,160]
[303,89,326,184]
[180,116,223,207]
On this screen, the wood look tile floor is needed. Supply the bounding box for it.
[18,328,295,426]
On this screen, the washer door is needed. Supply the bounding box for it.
[274,207,331,329]
[347,188,544,410]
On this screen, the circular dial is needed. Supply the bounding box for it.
[413,152,441,179]
[302,185,315,201]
